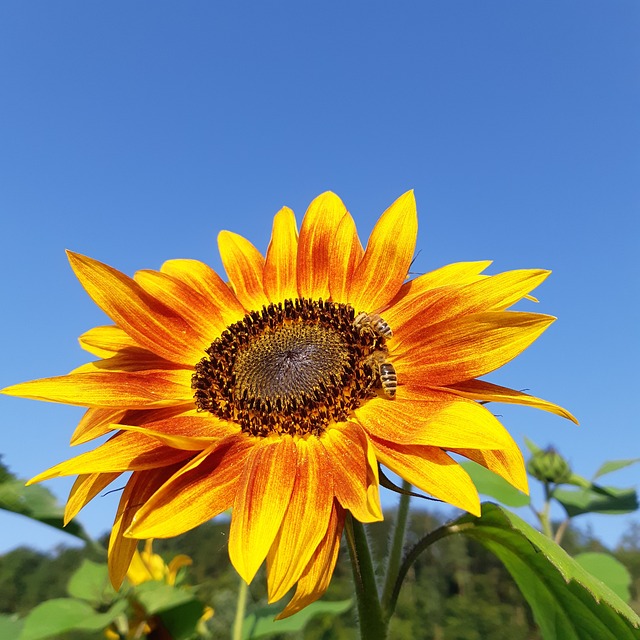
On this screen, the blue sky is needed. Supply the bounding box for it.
[1,2,638,554]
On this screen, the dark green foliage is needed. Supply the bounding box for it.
[2,512,639,639]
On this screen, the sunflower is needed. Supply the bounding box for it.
[2,191,576,617]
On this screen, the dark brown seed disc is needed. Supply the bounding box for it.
[192,298,390,437]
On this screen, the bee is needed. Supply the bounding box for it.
[369,350,397,398]
[353,312,393,339]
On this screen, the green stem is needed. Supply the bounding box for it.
[386,521,474,618]
[381,480,411,614]
[345,515,387,640]
[539,482,554,538]
[232,576,248,640]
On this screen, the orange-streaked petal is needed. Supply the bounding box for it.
[28,432,193,484]
[328,212,364,303]
[70,408,124,445]
[385,260,493,321]
[387,269,550,335]
[322,423,382,523]
[218,231,269,310]
[64,472,121,525]
[109,465,183,589]
[355,391,521,451]
[70,350,181,374]
[160,258,247,326]
[134,269,226,344]
[444,379,579,424]
[116,409,239,450]
[276,501,345,620]
[451,446,529,495]
[263,206,299,302]
[348,191,417,312]
[128,435,253,538]
[2,369,193,409]
[371,437,480,515]
[229,436,298,583]
[66,251,201,365]
[297,192,348,299]
[266,437,334,602]
[78,325,140,357]
[395,311,556,386]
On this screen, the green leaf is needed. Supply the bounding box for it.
[67,559,116,605]
[242,599,352,639]
[0,614,23,640]
[574,552,632,604]
[563,473,593,489]
[19,598,127,640]
[461,461,531,507]
[455,503,640,639]
[461,461,530,507]
[0,478,92,543]
[553,485,639,517]
[524,437,543,455]
[593,459,640,480]
[157,600,207,640]
[135,581,199,614]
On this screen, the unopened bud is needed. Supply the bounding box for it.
[526,446,572,484]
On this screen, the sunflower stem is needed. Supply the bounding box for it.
[380,479,411,615]
[345,514,388,640]
[232,576,248,640]
[386,522,475,618]
[539,482,554,538]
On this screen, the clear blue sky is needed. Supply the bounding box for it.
[1,2,638,554]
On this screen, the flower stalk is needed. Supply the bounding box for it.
[345,515,387,640]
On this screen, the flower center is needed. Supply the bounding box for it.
[192,299,392,437]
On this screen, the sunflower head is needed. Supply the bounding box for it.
[2,190,576,618]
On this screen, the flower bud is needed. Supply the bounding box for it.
[526,447,572,484]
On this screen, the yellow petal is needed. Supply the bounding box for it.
[322,423,382,523]
[348,191,417,312]
[116,409,239,451]
[263,206,299,302]
[129,436,252,539]
[451,446,529,495]
[328,212,364,303]
[2,369,193,409]
[70,408,124,445]
[387,269,550,335]
[64,472,121,524]
[134,269,226,345]
[396,311,555,386]
[78,325,140,357]
[66,251,201,365]
[160,258,246,326]
[218,231,269,310]
[28,432,193,484]
[266,438,334,602]
[276,502,345,619]
[228,436,297,583]
[356,391,521,451]
[297,192,348,299]
[371,437,481,515]
[109,466,182,589]
[444,378,578,424]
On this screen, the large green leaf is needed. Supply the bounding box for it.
[19,598,127,640]
[157,600,207,640]
[242,599,352,639]
[455,503,640,639]
[574,552,632,604]
[0,477,92,543]
[553,485,639,517]
[66,559,116,606]
[593,459,640,480]
[461,461,530,507]
[136,581,199,614]
[0,614,23,640]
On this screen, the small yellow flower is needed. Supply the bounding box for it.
[3,191,576,617]
[126,539,192,586]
